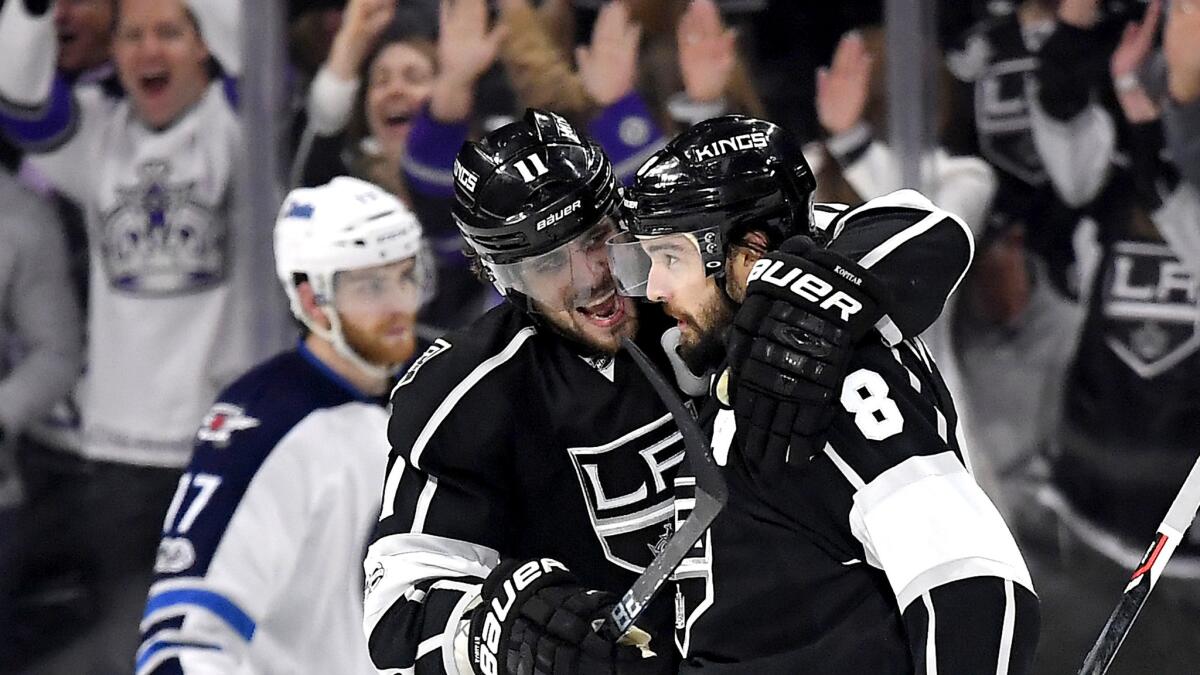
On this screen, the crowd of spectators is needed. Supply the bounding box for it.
[0,0,1196,671]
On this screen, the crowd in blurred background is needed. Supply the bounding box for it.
[0,0,1196,672]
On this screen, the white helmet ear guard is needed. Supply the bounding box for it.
[274,176,429,380]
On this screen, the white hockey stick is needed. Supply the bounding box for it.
[1078,452,1200,674]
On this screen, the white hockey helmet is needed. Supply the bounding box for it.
[274,176,429,379]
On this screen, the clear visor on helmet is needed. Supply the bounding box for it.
[484,218,619,312]
[607,227,717,300]
[331,251,432,315]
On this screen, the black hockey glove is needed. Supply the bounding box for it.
[725,235,887,469]
[468,558,663,675]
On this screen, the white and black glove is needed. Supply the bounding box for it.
[468,558,664,675]
[725,235,887,470]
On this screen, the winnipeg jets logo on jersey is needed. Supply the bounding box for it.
[196,403,261,446]
[99,160,225,295]
[567,413,686,572]
[1101,241,1200,378]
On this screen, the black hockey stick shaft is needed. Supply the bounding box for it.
[1078,452,1200,675]
[594,337,728,642]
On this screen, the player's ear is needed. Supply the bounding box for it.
[296,280,333,331]
[725,229,770,302]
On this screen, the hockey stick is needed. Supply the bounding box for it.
[1078,452,1200,675]
[594,337,729,642]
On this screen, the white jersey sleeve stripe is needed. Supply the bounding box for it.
[923,592,938,675]
[996,579,1016,675]
[410,327,536,470]
[379,454,407,521]
[445,582,482,674]
[858,211,948,270]
[411,475,439,534]
[876,315,904,347]
[416,634,441,659]
[823,442,867,490]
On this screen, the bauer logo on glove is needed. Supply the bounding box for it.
[745,257,865,322]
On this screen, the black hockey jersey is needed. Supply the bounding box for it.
[366,304,685,673]
[947,11,1117,293]
[1057,233,1200,546]
[365,191,975,674]
[674,337,1040,674]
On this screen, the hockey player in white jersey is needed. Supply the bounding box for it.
[136,177,429,674]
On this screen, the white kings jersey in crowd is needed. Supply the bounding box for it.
[0,3,280,466]
[137,346,389,674]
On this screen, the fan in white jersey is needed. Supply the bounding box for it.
[136,176,429,674]
[0,0,284,669]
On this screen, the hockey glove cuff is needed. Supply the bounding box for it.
[468,558,661,675]
[726,236,887,467]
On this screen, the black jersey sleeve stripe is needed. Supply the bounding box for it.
[903,577,1039,674]
[408,327,536,471]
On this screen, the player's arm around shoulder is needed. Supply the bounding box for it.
[368,313,537,674]
[827,343,1039,675]
[825,189,975,343]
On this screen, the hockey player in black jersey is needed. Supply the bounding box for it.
[610,115,1040,674]
[365,109,973,675]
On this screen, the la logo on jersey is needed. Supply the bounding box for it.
[197,403,260,446]
[567,413,686,572]
[1102,241,1200,378]
[100,160,224,295]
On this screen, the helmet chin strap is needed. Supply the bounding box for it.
[302,309,400,386]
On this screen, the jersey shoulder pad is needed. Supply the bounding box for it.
[390,304,537,405]
[190,350,359,473]
[828,189,972,263]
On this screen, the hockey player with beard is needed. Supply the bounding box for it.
[364,109,973,675]
[608,115,1039,673]
[137,177,431,674]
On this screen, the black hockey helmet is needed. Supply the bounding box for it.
[608,115,817,296]
[452,109,622,310]
[453,108,618,265]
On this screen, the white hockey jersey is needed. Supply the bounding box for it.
[137,346,389,674]
[0,3,278,466]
